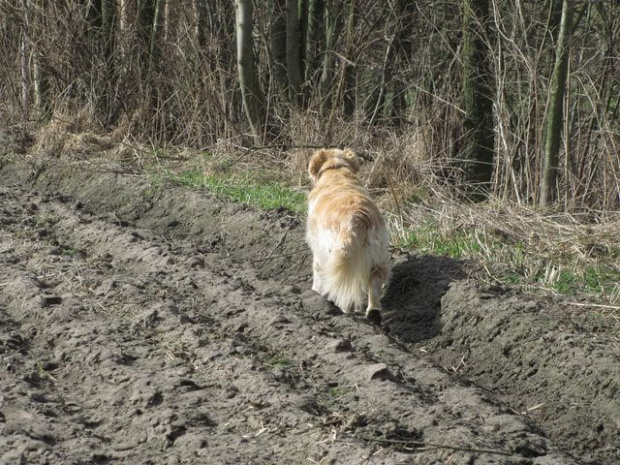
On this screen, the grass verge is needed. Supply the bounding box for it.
[391,203,620,306]
[152,162,307,215]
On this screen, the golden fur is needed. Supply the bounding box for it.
[306,148,391,324]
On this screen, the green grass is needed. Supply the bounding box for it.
[60,246,79,256]
[264,354,292,370]
[393,220,487,259]
[157,166,307,215]
[547,265,620,297]
[328,386,353,398]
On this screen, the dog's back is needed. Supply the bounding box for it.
[307,149,391,319]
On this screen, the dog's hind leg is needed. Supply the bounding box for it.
[312,258,324,294]
[365,266,389,325]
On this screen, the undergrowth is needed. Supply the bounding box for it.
[391,204,620,306]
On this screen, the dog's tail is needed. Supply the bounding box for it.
[321,224,371,313]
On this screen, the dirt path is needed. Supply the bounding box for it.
[0,160,618,464]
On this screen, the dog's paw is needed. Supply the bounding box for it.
[366,309,382,326]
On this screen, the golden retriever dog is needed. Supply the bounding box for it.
[306,148,391,325]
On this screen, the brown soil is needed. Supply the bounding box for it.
[0,154,618,464]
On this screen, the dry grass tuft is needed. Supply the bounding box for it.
[31,117,114,160]
[62,132,115,158]
[391,198,620,305]
[33,119,71,157]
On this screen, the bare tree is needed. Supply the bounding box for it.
[539,0,574,208]
[286,0,303,105]
[235,0,267,144]
[19,0,49,120]
[269,0,288,92]
[461,0,495,198]
[319,0,342,117]
[303,0,323,85]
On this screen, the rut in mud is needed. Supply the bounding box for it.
[0,159,618,464]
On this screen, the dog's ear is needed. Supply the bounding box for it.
[308,149,330,182]
[342,148,361,173]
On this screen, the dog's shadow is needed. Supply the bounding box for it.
[382,252,468,344]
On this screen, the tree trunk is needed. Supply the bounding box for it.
[102,0,116,123]
[117,0,134,61]
[461,0,495,199]
[299,0,309,81]
[20,33,30,118]
[32,46,49,119]
[286,0,303,105]
[390,0,415,123]
[539,0,573,208]
[235,0,267,144]
[304,0,323,84]
[319,0,342,117]
[101,0,115,59]
[87,0,116,123]
[137,0,163,75]
[164,0,178,43]
[342,0,356,117]
[21,0,49,120]
[149,0,164,70]
[269,0,287,91]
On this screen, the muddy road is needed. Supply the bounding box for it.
[0,160,618,464]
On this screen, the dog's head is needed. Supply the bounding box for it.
[308,148,361,183]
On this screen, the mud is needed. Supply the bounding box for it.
[0,157,618,464]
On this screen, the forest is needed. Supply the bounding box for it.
[0,0,619,210]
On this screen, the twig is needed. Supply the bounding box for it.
[354,434,513,456]
[566,302,620,310]
[37,362,58,383]
[261,228,290,261]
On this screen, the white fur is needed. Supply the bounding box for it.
[306,201,390,314]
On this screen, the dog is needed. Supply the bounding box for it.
[306,148,391,325]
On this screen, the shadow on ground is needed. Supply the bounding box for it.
[382,252,468,343]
